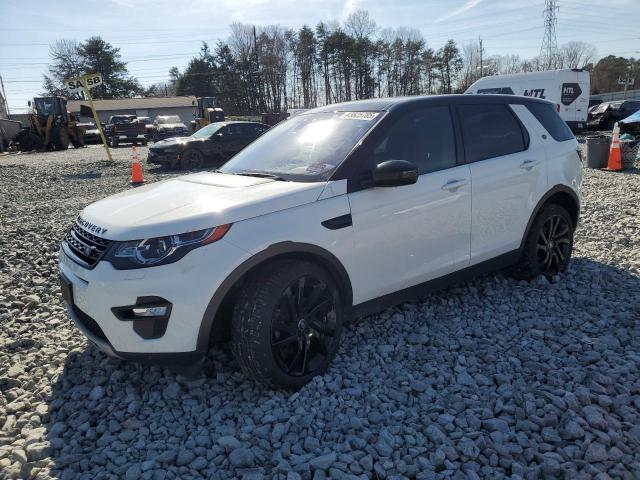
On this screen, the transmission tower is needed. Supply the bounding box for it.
[539,0,559,70]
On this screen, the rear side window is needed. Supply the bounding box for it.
[526,103,574,141]
[457,104,527,163]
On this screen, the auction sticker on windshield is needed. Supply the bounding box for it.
[339,112,379,121]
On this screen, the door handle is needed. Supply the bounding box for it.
[520,160,540,170]
[441,179,468,192]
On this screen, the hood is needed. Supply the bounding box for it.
[80,172,326,240]
[620,110,640,125]
[150,137,194,150]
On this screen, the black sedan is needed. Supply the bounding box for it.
[147,121,270,169]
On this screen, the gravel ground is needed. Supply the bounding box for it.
[1,145,639,480]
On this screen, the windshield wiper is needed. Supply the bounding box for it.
[235,171,288,181]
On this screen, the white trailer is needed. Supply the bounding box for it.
[465,69,590,132]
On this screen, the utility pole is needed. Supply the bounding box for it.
[0,75,9,118]
[539,0,559,70]
[479,36,484,79]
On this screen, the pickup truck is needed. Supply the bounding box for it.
[106,115,147,148]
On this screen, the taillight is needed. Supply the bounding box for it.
[112,125,118,133]
[556,104,560,112]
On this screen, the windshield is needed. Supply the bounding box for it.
[112,116,135,124]
[220,111,381,181]
[157,115,181,124]
[35,99,57,116]
[191,123,224,139]
[595,102,621,113]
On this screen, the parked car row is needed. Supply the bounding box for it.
[587,99,640,131]
[82,115,191,146]
[81,114,270,170]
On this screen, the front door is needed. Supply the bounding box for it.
[347,105,472,304]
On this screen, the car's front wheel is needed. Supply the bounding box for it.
[180,149,204,169]
[513,203,574,280]
[231,260,343,389]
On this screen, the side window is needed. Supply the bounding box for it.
[242,124,268,137]
[457,104,527,163]
[624,101,640,112]
[526,102,574,142]
[372,106,457,175]
[226,124,243,136]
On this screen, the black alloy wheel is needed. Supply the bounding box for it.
[270,275,340,377]
[511,203,574,280]
[536,214,571,275]
[231,260,343,389]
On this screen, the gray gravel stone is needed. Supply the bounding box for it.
[229,448,255,468]
[310,452,337,470]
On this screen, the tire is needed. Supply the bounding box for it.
[53,127,70,150]
[231,260,343,389]
[512,203,574,280]
[142,138,148,147]
[72,128,85,148]
[16,130,42,151]
[109,137,119,148]
[180,149,204,170]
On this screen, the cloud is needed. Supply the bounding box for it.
[342,0,365,19]
[434,0,482,23]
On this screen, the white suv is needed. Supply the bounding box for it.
[59,95,582,388]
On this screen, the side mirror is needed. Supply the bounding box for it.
[372,160,418,187]
[28,101,31,107]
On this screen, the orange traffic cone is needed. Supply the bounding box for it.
[130,145,145,185]
[605,123,623,171]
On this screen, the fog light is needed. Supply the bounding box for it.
[132,306,167,317]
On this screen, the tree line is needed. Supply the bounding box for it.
[43,10,639,115]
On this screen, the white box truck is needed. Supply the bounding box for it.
[465,68,590,132]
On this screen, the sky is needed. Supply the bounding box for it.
[1,0,639,113]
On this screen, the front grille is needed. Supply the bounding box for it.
[73,305,108,342]
[64,222,113,268]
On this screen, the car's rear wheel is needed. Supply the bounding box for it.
[231,260,343,389]
[512,203,574,280]
[180,149,204,170]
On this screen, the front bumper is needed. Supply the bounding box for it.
[58,238,251,362]
[147,150,179,165]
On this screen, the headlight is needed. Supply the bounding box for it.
[105,225,231,269]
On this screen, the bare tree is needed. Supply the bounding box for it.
[558,41,596,69]
[344,9,377,39]
[460,40,482,91]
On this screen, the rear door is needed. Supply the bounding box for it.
[457,102,547,263]
[348,105,471,301]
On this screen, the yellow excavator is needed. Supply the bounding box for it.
[190,97,225,132]
[15,96,86,151]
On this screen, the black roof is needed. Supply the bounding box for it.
[311,94,553,114]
